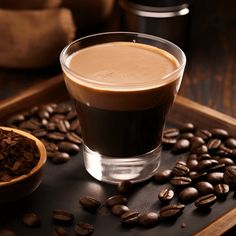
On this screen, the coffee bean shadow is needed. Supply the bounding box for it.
[192,207,212,217]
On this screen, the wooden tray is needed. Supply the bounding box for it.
[0,75,236,236]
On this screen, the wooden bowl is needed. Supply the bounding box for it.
[0,126,47,202]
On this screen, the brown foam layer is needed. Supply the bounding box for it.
[63,42,181,110]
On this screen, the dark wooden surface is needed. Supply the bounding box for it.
[0,0,235,118]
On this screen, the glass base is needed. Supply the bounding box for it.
[83,145,161,184]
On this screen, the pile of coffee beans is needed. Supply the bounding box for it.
[6,103,82,164]
[0,128,39,182]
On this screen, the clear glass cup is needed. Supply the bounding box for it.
[60,32,186,184]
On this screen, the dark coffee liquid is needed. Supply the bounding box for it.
[74,100,173,157]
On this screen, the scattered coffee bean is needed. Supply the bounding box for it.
[195,159,216,172]
[190,137,205,152]
[52,209,74,225]
[178,187,198,203]
[172,139,190,154]
[172,161,189,176]
[117,180,132,193]
[79,196,101,212]
[225,138,236,149]
[180,122,195,133]
[57,141,80,154]
[160,203,185,219]
[158,188,174,202]
[189,171,207,182]
[52,226,67,236]
[120,211,139,227]
[211,128,229,140]
[195,181,214,195]
[218,158,234,166]
[163,128,179,138]
[207,139,221,153]
[186,159,198,170]
[74,222,94,236]
[21,212,41,227]
[51,152,70,164]
[180,132,195,139]
[214,183,229,197]
[195,129,212,141]
[207,172,224,184]
[153,169,172,183]
[194,194,217,209]
[138,212,159,228]
[47,132,65,141]
[106,195,128,207]
[66,132,83,145]
[223,166,236,186]
[170,176,192,186]
[57,120,70,133]
[111,205,130,216]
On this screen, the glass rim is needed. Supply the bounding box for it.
[60,31,186,91]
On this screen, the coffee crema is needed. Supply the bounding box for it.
[63,42,181,156]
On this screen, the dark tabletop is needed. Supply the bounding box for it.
[0,0,235,118]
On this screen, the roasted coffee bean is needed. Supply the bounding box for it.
[106,195,128,207]
[187,154,198,161]
[37,109,50,119]
[21,212,41,227]
[170,176,192,186]
[194,194,217,209]
[32,128,48,138]
[51,152,70,164]
[192,145,208,155]
[218,158,234,166]
[214,183,229,197]
[120,211,140,227]
[57,120,70,133]
[47,132,65,141]
[50,114,66,123]
[162,137,177,149]
[117,180,132,193]
[195,181,214,195]
[52,226,67,236]
[74,222,94,236]
[207,172,224,184]
[8,113,26,124]
[39,104,54,114]
[158,188,174,202]
[190,137,205,151]
[153,169,172,183]
[195,129,212,141]
[207,164,226,172]
[180,122,195,133]
[19,119,41,131]
[58,141,80,154]
[54,103,72,114]
[172,161,189,176]
[159,203,185,219]
[189,172,207,182]
[163,128,179,138]
[207,139,221,153]
[52,209,74,225]
[138,212,159,228]
[225,138,236,149]
[216,145,233,157]
[195,159,217,172]
[66,111,78,121]
[69,119,81,132]
[42,140,58,152]
[211,128,229,140]
[45,122,57,131]
[0,228,16,236]
[66,132,83,144]
[223,166,236,186]
[111,204,130,216]
[186,159,198,170]
[172,139,190,154]
[197,153,211,161]
[180,132,195,139]
[79,196,101,211]
[178,187,199,203]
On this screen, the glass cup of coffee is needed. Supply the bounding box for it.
[60,32,186,184]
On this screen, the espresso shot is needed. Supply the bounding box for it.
[60,32,186,183]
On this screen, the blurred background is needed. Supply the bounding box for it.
[0,0,235,116]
